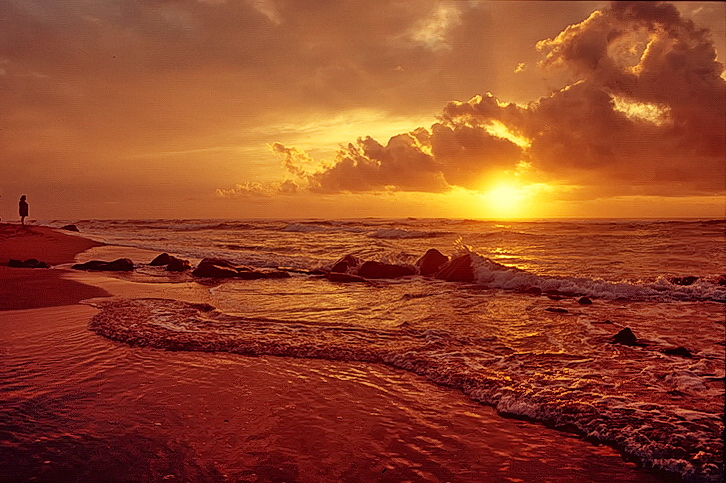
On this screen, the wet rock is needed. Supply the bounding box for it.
[8,258,50,268]
[263,270,292,279]
[192,258,239,277]
[357,261,416,279]
[416,249,449,276]
[325,272,368,283]
[662,347,693,358]
[61,224,79,232]
[545,307,569,313]
[434,254,475,282]
[578,297,593,305]
[166,257,191,272]
[330,254,359,273]
[611,327,639,346]
[669,276,699,286]
[150,253,172,266]
[715,275,726,286]
[72,258,134,271]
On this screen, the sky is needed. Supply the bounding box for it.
[1,0,724,220]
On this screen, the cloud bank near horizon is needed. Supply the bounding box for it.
[219,1,725,201]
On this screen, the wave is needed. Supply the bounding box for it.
[89,298,724,483]
[468,253,726,303]
[367,228,452,239]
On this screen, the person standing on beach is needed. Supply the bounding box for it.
[19,195,28,225]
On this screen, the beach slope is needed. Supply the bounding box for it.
[0,224,109,310]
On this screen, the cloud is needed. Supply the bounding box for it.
[232,1,724,200]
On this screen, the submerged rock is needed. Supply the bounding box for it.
[8,258,50,268]
[669,276,699,286]
[166,257,191,272]
[434,254,476,282]
[416,249,449,276]
[325,272,368,283]
[72,258,134,271]
[611,327,640,346]
[662,347,693,358]
[578,297,593,305]
[357,261,416,279]
[545,307,569,314]
[330,254,359,273]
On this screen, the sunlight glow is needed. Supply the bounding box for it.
[611,95,672,126]
[483,183,528,219]
[483,120,532,149]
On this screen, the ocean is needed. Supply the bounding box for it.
[4,218,725,482]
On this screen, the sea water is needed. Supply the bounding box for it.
[14,218,726,481]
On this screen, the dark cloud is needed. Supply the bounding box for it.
[256,1,724,199]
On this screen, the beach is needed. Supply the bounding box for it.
[1,221,722,482]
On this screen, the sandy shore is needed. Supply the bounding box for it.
[0,224,110,310]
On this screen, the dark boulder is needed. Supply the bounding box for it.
[72,258,134,271]
[61,224,80,232]
[192,259,240,278]
[578,297,593,305]
[331,255,359,273]
[669,276,699,286]
[611,327,639,346]
[325,272,368,283]
[8,259,50,268]
[166,257,191,272]
[416,249,449,276]
[150,253,173,266]
[662,347,693,358]
[357,261,416,279]
[434,254,476,282]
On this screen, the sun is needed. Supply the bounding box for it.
[483,183,528,219]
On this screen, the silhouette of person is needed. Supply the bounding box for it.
[19,195,28,225]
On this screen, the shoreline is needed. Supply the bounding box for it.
[0,224,111,311]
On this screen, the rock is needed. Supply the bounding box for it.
[166,257,191,272]
[669,276,699,286]
[325,272,368,283]
[662,347,693,358]
[263,270,292,279]
[611,327,639,346]
[715,275,726,286]
[416,249,449,276]
[8,259,49,268]
[578,297,593,305]
[546,307,569,313]
[434,254,476,282]
[197,258,238,269]
[545,289,577,297]
[192,259,240,278]
[235,270,269,280]
[72,258,134,271]
[330,255,359,273]
[357,261,416,279]
[150,253,173,266]
[61,224,79,232]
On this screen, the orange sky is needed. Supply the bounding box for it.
[1,1,724,220]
